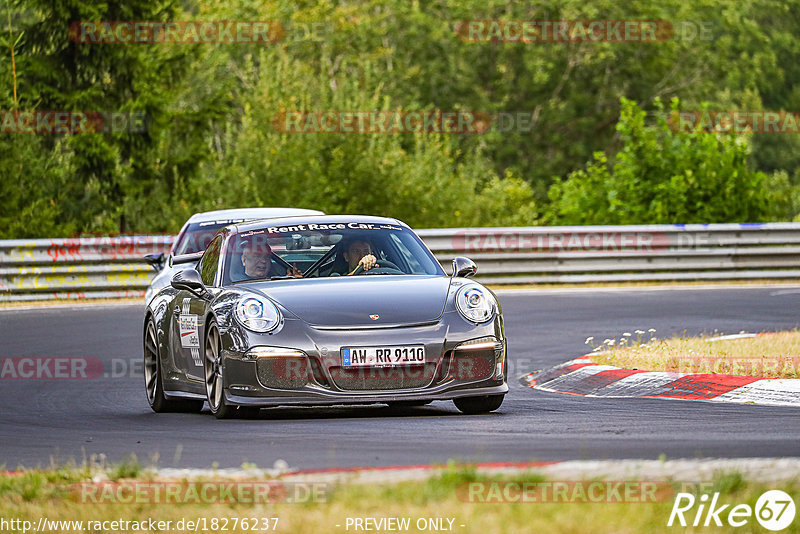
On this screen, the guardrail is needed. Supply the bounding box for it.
[417,223,800,284]
[0,236,172,302]
[2,223,800,301]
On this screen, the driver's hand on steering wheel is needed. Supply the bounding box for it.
[350,254,378,275]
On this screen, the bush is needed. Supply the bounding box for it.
[547,98,775,225]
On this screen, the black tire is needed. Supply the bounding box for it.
[453,394,504,414]
[144,317,203,413]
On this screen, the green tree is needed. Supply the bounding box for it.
[547,98,773,224]
[4,0,800,237]
[179,46,537,228]
[1,0,189,236]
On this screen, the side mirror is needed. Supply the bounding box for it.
[452,256,477,278]
[144,252,165,272]
[171,268,206,296]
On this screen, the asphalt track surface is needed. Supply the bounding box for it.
[1,286,799,470]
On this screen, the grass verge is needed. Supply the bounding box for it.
[591,331,800,378]
[1,465,798,533]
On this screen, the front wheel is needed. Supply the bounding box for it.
[205,319,236,419]
[204,319,258,419]
[453,394,504,414]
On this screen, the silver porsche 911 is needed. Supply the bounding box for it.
[143,214,507,418]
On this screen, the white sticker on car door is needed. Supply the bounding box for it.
[179,298,200,349]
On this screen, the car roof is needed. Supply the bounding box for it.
[186,207,324,224]
[231,214,408,234]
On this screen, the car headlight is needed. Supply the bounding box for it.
[235,295,281,333]
[455,285,497,324]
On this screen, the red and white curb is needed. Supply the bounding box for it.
[523,355,800,407]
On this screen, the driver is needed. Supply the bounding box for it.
[342,239,378,275]
[240,238,301,280]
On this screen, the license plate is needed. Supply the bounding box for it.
[341,345,425,367]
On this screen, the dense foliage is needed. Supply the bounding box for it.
[2,0,799,236]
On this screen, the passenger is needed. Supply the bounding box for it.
[239,239,301,280]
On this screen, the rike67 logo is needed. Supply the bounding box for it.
[668,490,796,531]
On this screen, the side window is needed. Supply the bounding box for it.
[198,236,222,286]
[389,234,423,273]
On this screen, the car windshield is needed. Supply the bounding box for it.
[173,220,247,255]
[224,221,444,283]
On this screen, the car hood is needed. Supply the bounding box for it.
[240,276,451,328]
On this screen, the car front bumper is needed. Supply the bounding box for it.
[219,311,508,407]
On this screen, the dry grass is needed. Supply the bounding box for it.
[591,331,800,378]
[1,466,796,534]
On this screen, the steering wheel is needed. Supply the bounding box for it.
[352,259,403,275]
